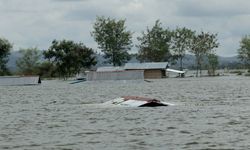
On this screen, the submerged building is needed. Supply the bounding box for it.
[0,76,41,86]
[86,62,170,81]
[124,62,168,79]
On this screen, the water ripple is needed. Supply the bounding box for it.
[1,76,250,149]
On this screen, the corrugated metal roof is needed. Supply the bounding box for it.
[96,66,125,72]
[125,62,168,70]
[0,76,41,86]
[86,70,144,81]
[166,68,185,74]
[102,96,175,107]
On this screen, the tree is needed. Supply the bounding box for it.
[16,47,42,75]
[238,35,250,70]
[171,27,194,71]
[37,61,57,78]
[92,16,132,66]
[189,32,219,77]
[207,53,219,76]
[0,38,12,75]
[43,40,97,79]
[137,20,172,62]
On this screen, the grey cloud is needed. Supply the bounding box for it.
[0,0,53,14]
[175,0,250,17]
[61,1,138,21]
[1,0,249,56]
[52,0,88,2]
[63,8,108,21]
[0,9,40,14]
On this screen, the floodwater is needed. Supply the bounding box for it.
[1,76,250,150]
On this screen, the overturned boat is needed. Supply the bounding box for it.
[103,96,174,107]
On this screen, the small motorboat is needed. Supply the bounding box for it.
[103,96,174,107]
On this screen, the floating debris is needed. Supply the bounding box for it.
[102,96,175,107]
[69,78,86,84]
[0,76,41,86]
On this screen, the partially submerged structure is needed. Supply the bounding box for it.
[0,76,41,86]
[86,62,185,81]
[86,70,144,81]
[125,62,168,79]
[102,96,175,107]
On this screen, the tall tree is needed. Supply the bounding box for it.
[37,61,57,78]
[137,20,172,62]
[189,32,219,77]
[43,40,96,79]
[92,16,132,66]
[207,53,219,76]
[0,38,12,75]
[16,47,42,75]
[238,35,250,70]
[171,27,194,71]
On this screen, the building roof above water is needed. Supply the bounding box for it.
[124,62,169,70]
[0,76,41,86]
[96,66,125,72]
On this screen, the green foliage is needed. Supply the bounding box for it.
[237,71,242,75]
[16,47,42,75]
[0,37,12,75]
[245,73,250,76]
[207,53,219,76]
[171,27,195,70]
[43,40,97,79]
[37,61,57,78]
[137,20,172,62]
[238,35,250,69]
[92,16,132,66]
[229,70,244,74]
[189,32,219,77]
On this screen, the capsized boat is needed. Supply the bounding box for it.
[103,96,174,107]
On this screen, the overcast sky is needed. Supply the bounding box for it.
[1,0,250,57]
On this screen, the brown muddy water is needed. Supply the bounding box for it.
[1,76,250,150]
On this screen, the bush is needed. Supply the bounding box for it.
[229,70,243,75]
[245,73,250,76]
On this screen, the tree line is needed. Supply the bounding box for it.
[1,16,248,79]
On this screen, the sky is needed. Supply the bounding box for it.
[1,0,250,57]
